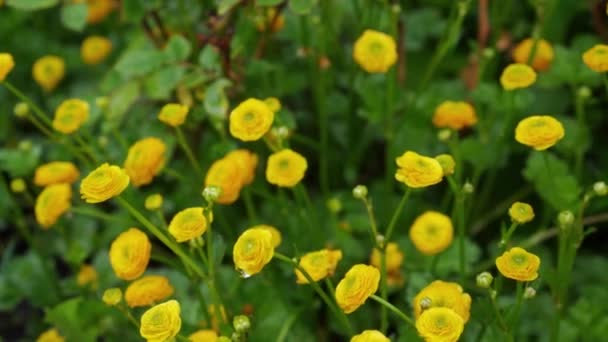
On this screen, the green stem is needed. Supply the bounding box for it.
[118,305,140,328]
[276,309,302,342]
[488,289,509,332]
[380,249,388,333]
[175,126,202,175]
[26,114,54,138]
[370,295,415,328]
[385,187,412,242]
[508,281,525,338]
[573,88,586,179]
[71,206,124,222]
[157,211,168,229]
[457,192,466,284]
[242,187,258,223]
[500,222,519,250]
[3,81,53,127]
[362,198,380,247]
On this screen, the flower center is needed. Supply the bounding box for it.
[511,253,527,265]
[243,112,255,122]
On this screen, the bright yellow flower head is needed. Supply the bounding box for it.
[509,202,535,224]
[350,330,390,342]
[189,330,218,342]
[81,36,112,65]
[34,161,80,187]
[434,154,455,177]
[264,97,281,113]
[416,307,464,342]
[32,55,65,92]
[86,0,115,24]
[583,44,608,72]
[125,275,175,308]
[295,249,343,284]
[250,224,282,247]
[36,328,65,342]
[413,280,472,322]
[233,227,275,277]
[140,300,182,342]
[226,149,259,186]
[432,101,477,130]
[495,247,541,282]
[395,151,444,188]
[410,211,454,256]
[35,183,72,229]
[168,207,208,243]
[514,115,565,151]
[145,194,163,211]
[102,287,123,306]
[370,242,404,273]
[158,103,189,127]
[0,53,15,81]
[500,63,537,90]
[205,156,243,205]
[265,149,308,187]
[124,137,166,187]
[52,99,90,134]
[77,264,98,288]
[353,29,398,73]
[512,38,554,71]
[229,98,274,141]
[10,178,26,193]
[80,163,130,203]
[109,228,151,280]
[335,264,380,314]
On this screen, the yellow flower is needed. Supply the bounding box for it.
[250,224,282,247]
[264,97,281,113]
[35,183,72,229]
[335,264,380,314]
[36,328,65,342]
[10,178,26,193]
[395,151,444,188]
[353,29,397,73]
[409,211,454,256]
[0,53,15,81]
[77,264,98,288]
[265,149,308,187]
[512,38,554,71]
[168,207,208,243]
[124,137,166,187]
[140,300,182,342]
[34,161,80,186]
[102,287,123,306]
[413,280,472,322]
[295,249,343,284]
[52,99,90,134]
[205,156,243,205]
[80,163,130,203]
[509,202,534,224]
[233,227,275,277]
[495,247,541,282]
[434,154,455,176]
[109,228,151,280]
[351,330,389,342]
[32,55,65,92]
[86,0,115,24]
[514,115,565,151]
[582,44,608,72]
[432,101,478,130]
[81,36,112,65]
[125,275,175,308]
[158,103,189,127]
[145,194,163,211]
[500,63,537,90]
[370,243,404,273]
[415,307,464,342]
[229,98,274,141]
[189,330,218,342]
[225,149,259,186]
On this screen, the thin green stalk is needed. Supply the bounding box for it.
[71,206,124,222]
[175,126,202,175]
[488,289,509,332]
[112,126,129,151]
[508,281,525,339]
[456,192,466,284]
[277,309,302,342]
[385,187,412,242]
[157,211,168,229]
[380,250,388,333]
[370,295,415,328]
[193,282,214,325]
[500,222,519,250]
[384,7,399,192]
[242,187,258,223]
[429,254,440,277]
[118,305,140,328]
[361,198,380,247]
[3,81,53,127]
[26,115,54,138]
[573,88,586,179]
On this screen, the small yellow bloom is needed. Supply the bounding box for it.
[77,264,98,288]
[86,0,115,24]
[34,161,80,186]
[233,227,275,277]
[102,287,123,306]
[145,194,163,211]
[582,44,608,72]
[410,211,454,256]
[10,178,26,193]
[370,243,404,273]
[35,183,72,229]
[80,163,130,203]
[500,63,537,90]
[36,328,65,342]
[415,307,464,342]
[350,330,390,342]
[265,149,308,187]
[395,151,444,188]
[264,97,281,113]
[229,98,274,141]
[353,30,397,73]
[432,101,478,130]
[205,156,243,205]
[81,36,112,65]
[140,300,182,342]
[495,247,541,282]
[515,115,565,151]
[189,330,218,342]
[509,202,534,224]
[413,280,472,322]
[434,154,455,177]
[124,137,166,187]
[168,207,208,243]
[32,55,65,92]
[335,264,380,314]
[512,38,554,71]
[295,249,343,284]
[52,99,90,134]
[125,275,174,308]
[158,103,189,127]
[225,149,259,186]
[109,228,151,280]
[250,224,282,247]
[0,53,15,81]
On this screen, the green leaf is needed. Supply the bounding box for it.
[198,45,222,74]
[0,145,42,177]
[163,35,192,63]
[217,0,240,15]
[60,4,88,32]
[6,0,58,10]
[204,78,232,119]
[104,81,140,129]
[115,50,166,78]
[45,297,103,342]
[289,0,318,14]
[144,65,186,100]
[257,0,283,6]
[121,0,161,22]
[6,252,60,307]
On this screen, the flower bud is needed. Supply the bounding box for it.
[202,185,222,203]
[95,96,109,109]
[462,182,474,194]
[558,210,574,227]
[352,185,368,200]
[392,4,401,14]
[420,297,432,310]
[482,48,495,59]
[10,178,26,193]
[274,126,289,139]
[14,102,29,118]
[375,234,385,248]
[145,194,163,211]
[476,272,493,289]
[490,289,497,299]
[326,197,342,214]
[18,140,32,151]
[98,136,108,147]
[524,287,536,299]
[102,288,123,306]
[233,315,251,333]
[593,181,607,196]
[577,86,591,100]
[437,129,452,142]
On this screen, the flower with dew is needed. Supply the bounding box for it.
[34,161,79,186]
[77,264,98,289]
[102,288,123,306]
[265,149,308,187]
[0,53,15,81]
[583,44,608,72]
[515,115,565,151]
[413,280,472,322]
[189,330,218,342]
[140,300,182,342]
[80,163,130,203]
[500,63,537,90]
[168,207,208,243]
[233,227,275,277]
[158,103,189,127]
[225,149,259,186]
[350,330,390,342]
[512,38,554,71]
[124,137,166,187]
[36,328,65,342]
[496,247,541,282]
[250,224,282,248]
[35,183,72,229]
[85,0,116,24]
[109,228,151,280]
[32,55,65,92]
[125,275,175,308]
[205,156,243,204]
[81,36,112,65]
[416,307,464,342]
[229,98,274,141]
[509,202,535,224]
[434,154,455,177]
[370,242,404,273]
[295,249,343,284]
[395,151,444,188]
[335,264,380,314]
[409,211,454,256]
[145,194,163,211]
[353,30,397,73]
[52,99,90,134]
[432,101,478,130]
